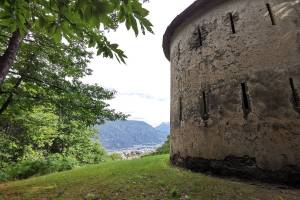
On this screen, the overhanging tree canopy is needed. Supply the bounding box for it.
[0,0,153,85]
[0,32,127,126]
[0,32,127,167]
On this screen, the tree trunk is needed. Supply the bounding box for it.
[0,77,22,114]
[0,30,22,86]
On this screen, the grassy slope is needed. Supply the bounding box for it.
[0,155,299,200]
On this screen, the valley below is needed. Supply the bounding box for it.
[96,120,170,158]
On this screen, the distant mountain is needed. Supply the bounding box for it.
[155,122,170,135]
[96,120,169,151]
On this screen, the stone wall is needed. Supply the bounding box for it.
[167,0,300,185]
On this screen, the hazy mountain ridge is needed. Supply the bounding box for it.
[155,122,170,135]
[96,120,170,151]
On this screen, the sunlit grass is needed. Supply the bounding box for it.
[0,155,299,200]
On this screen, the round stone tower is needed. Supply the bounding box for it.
[163,0,300,185]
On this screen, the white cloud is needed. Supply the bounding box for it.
[85,0,195,126]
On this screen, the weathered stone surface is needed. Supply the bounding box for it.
[171,153,300,186]
[164,0,300,185]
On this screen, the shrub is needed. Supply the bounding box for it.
[110,153,123,161]
[6,160,50,180]
[143,135,170,157]
[47,154,79,172]
[3,155,79,181]
[155,135,170,154]
[67,141,107,164]
[0,170,9,182]
[0,133,22,169]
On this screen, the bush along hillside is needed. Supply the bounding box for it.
[1,155,299,200]
[155,135,170,154]
[144,135,170,157]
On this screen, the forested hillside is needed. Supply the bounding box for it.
[97,120,169,150]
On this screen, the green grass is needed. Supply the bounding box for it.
[0,155,299,200]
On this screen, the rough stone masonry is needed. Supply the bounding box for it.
[163,0,300,185]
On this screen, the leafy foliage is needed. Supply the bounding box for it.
[109,153,123,161]
[0,0,153,63]
[0,106,108,169]
[155,135,170,154]
[1,32,127,126]
[0,155,79,181]
[0,0,153,180]
[143,135,170,157]
[0,30,120,173]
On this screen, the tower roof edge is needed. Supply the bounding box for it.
[162,0,227,61]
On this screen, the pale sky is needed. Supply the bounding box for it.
[85,0,195,127]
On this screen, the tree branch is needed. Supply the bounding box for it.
[8,70,70,93]
[0,30,23,86]
[0,77,22,114]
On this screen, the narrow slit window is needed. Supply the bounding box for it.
[177,42,181,62]
[290,78,296,93]
[241,82,251,116]
[289,78,300,108]
[229,13,236,34]
[266,3,276,25]
[197,26,203,47]
[202,91,209,121]
[179,97,183,121]
[203,91,208,115]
